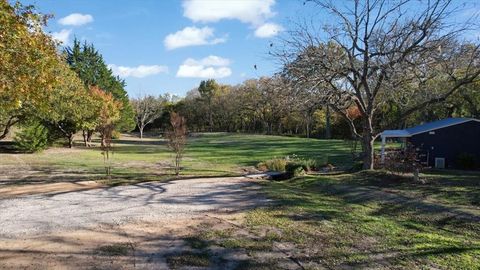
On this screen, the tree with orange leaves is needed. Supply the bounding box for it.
[166,112,187,176]
[89,86,122,147]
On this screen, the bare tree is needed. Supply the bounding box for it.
[131,95,164,139]
[166,112,187,176]
[100,124,114,178]
[278,0,480,169]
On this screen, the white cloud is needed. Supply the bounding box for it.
[164,26,226,50]
[108,64,169,78]
[182,0,275,25]
[59,13,94,26]
[254,23,283,38]
[51,29,72,44]
[184,55,231,67]
[182,0,281,39]
[176,55,232,78]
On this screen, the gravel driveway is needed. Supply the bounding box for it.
[0,177,267,238]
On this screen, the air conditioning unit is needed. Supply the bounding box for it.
[435,158,445,169]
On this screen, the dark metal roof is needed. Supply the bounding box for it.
[381,118,480,138]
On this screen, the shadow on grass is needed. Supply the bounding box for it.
[248,171,480,268]
[112,139,166,146]
[0,220,283,269]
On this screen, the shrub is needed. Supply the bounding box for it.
[259,155,328,173]
[256,162,268,171]
[14,123,50,152]
[297,158,316,172]
[263,158,287,172]
[286,162,305,177]
[112,130,122,139]
[456,153,476,170]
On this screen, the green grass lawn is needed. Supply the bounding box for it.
[0,133,353,186]
[1,132,479,269]
[191,171,480,269]
[272,172,479,268]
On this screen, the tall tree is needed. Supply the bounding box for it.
[65,39,135,136]
[0,1,60,140]
[198,79,220,131]
[43,62,92,148]
[279,0,480,169]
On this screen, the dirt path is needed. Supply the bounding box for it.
[0,180,104,199]
[0,177,270,269]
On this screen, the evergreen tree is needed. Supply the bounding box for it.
[65,38,135,134]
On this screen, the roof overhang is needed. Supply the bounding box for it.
[381,118,480,139]
[381,130,411,138]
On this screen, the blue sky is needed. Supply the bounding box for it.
[24,0,479,97]
[26,0,304,97]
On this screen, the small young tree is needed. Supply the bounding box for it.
[90,86,122,147]
[14,121,50,152]
[166,112,187,175]
[89,86,121,177]
[100,123,114,178]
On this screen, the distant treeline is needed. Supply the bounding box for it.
[135,77,480,140]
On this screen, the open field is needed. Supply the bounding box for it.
[0,133,479,269]
[0,133,353,188]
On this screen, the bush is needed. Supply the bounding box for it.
[456,153,476,170]
[286,162,305,177]
[256,162,268,171]
[263,158,287,172]
[259,155,328,175]
[296,158,317,172]
[112,130,121,139]
[14,123,50,152]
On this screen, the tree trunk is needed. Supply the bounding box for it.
[99,131,105,148]
[82,130,88,147]
[361,118,375,170]
[139,125,144,139]
[209,112,213,132]
[0,123,13,140]
[362,136,375,170]
[0,117,19,140]
[306,121,310,138]
[414,168,419,182]
[68,134,74,148]
[87,130,93,144]
[325,106,331,139]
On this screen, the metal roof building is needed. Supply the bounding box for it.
[380,118,480,169]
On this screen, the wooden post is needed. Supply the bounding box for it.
[381,135,386,164]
